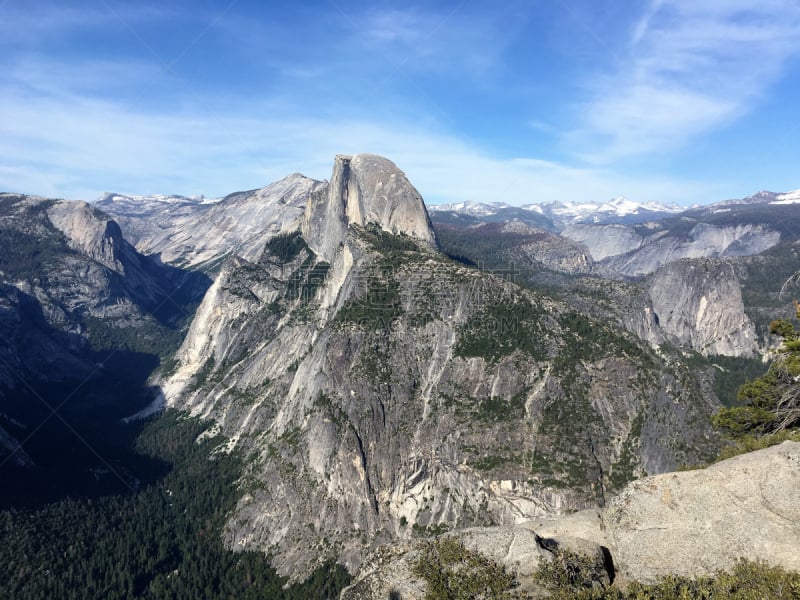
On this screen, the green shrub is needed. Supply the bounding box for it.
[711,309,800,459]
[412,536,517,599]
[335,275,403,328]
[534,547,604,592]
[712,405,777,436]
[544,558,800,599]
[454,300,547,363]
[715,430,800,462]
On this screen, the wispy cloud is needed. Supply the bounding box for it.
[571,0,800,161]
[0,1,785,206]
[0,65,722,206]
[346,4,526,78]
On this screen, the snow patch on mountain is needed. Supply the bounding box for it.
[429,197,682,229]
[428,201,508,217]
[773,190,800,205]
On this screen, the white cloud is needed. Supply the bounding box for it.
[0,73,723,206]
[0,7,743,208]
[571,0,800,161]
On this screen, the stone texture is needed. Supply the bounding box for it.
[561,221,781,277]
[604,441,800,584]
[606,223,780,277]
[521,508,609,549]
[98,173,323,268]
[0,193,209,465]
[562,224,644,262]
[502,221,592,274]
[47,200,127,272]
[342,442,800,597]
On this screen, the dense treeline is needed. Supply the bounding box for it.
[712,305,800,458]
[0,412,350,599]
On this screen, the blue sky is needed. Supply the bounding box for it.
[1,0,799,206]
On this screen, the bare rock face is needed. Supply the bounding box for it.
[98,174,323,268]
[604,223,781,277]
[562,224,644,262]
[502,221,592,275]
[303,154,438,262]
[562,221,781,277]
[0,193,210,482]
[0,194,203,333]
[647,259,757,357]
[47,201,127,273]
[605,441,800,584]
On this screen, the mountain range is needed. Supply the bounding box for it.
[429,196,684,230]
[1,156,799,595]
[428,189,800,231]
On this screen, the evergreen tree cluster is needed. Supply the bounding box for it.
[0,412,349,599]
[712,301,800,458]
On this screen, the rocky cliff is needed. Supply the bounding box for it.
[160,155,720,579]
[435,220,592,276]
[341,441,800,597]
[98,155,436,271]
[499,221,592,274]
[303,154,438,262]
[646,259,757,357]
[561,221,782,277]
[0,195,189,363]
[603,441,800,583]
[561,224,644,262]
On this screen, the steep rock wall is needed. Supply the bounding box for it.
[303,154,438,262]
[647,259,757,357]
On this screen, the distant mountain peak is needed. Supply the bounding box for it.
[99,191,206,204]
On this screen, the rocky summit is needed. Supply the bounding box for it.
[158,154,720,580]
[303,154,438,262]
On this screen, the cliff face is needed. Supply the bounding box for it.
[160,155,720,579]
[499,221,592,274]
[564,221,781,277]
[562,224,644,262]
[0,195,197,354]
[604,441,800,583]
[46,201,127,272]
[98,174,324,268]
[98,154,436,271]
[303,154,438,262]
[647,259,757,357]
[557,258,759,359]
